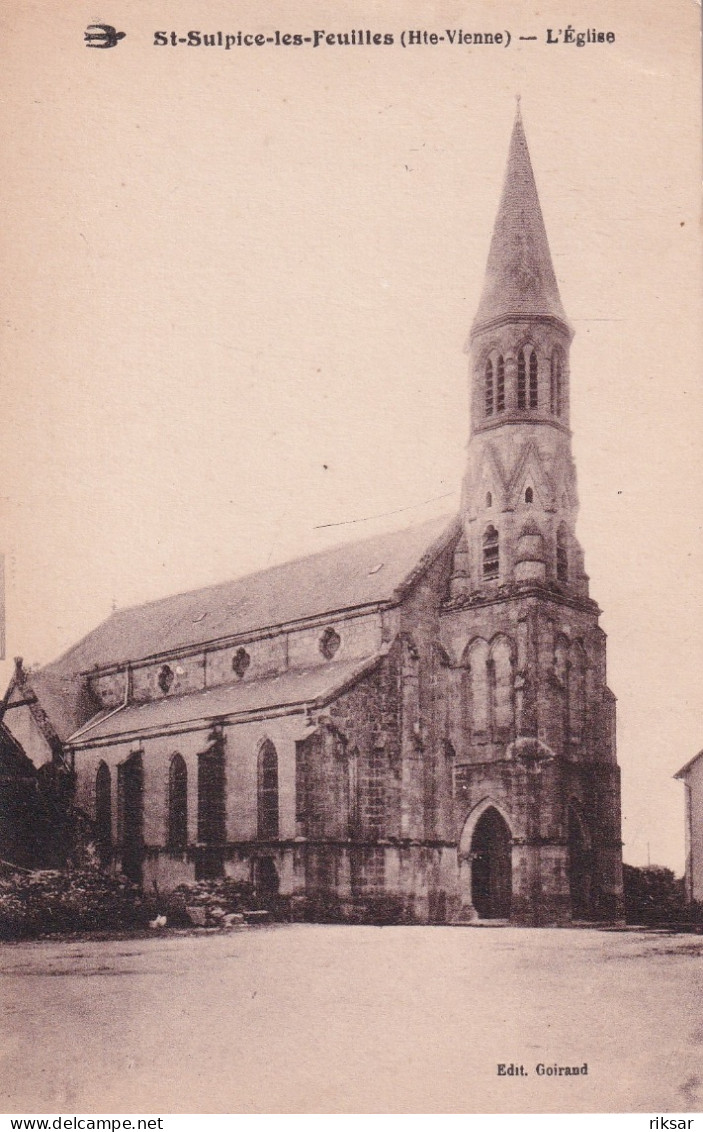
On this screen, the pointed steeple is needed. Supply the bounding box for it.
[472,106,570,336]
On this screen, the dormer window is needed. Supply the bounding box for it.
[484,358,494,416]
[482,525,499,579]
[525,487,534,504]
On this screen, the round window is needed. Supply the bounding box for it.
[232,647,251,679]
[158,665,174,693]
[319,627,341,660]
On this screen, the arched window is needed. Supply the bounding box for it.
[518,347,538,410]
[482,525,499,579]
[529,350,538,408]
[95,761,112,851]
[484,358,494,416]
[491,636,514,732]
[551,351,563,416]
[485,491,492,508]
[467,638,490,734]
[496,355,505,412]
[117,752,143,884]
[168,753,188,849]
[556,524,568,582]
[517,349,527,409]
[257,740,279,840]
[197,735,225,845]
[524,487,534,504]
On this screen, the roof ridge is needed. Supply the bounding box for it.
[43,512,456,676]
[102,512,455,621]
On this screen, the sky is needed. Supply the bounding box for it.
[0,0,701,870]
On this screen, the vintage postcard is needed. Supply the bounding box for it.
[0,0,701,1117]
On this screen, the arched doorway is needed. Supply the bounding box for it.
[567,805,591,919]
[254,856,279,902]
[471,806,512,918]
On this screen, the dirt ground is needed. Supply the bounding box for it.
[1,924,702,1114]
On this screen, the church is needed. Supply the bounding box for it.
[1,110,624,924]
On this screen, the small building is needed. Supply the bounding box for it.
[674,750,703,904]
[0,720,40,868]
[0,660,79,868]
[0,717,76,869]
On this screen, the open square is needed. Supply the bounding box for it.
[2,924,701,1114]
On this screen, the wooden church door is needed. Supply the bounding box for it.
[470,807,512,919]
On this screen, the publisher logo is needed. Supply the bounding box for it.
[84,24,126,49]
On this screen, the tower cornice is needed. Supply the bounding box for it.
[441,583,601,620]
[467,312,574,348]
[471,414,572,439]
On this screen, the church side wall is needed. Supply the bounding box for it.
[70,713,310,895]
[88,610,384,709]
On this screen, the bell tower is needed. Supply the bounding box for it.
[457,103,587,598]
[445,107,623,924]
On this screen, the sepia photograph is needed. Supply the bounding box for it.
[0,0,701,1117]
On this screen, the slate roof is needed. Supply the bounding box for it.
[69,655,384,745]
[46,514,457,677]
[28,669,100,744]
[471,108,570,335]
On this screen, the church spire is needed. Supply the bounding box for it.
[471,107,570,336]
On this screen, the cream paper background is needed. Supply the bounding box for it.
[0,3,700,879]
[1,0,702,1119]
